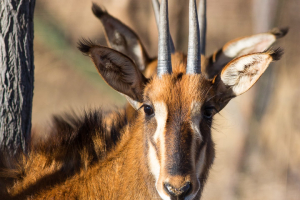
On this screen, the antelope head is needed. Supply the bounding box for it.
[79,0,283,199]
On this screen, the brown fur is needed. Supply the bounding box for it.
[1,109,129,199]
[0,53,216,199]
[0,2,286,199]
[0,47,283,200]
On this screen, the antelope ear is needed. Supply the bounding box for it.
[78,40,147,109]
[220,48,283,96]
[204,27,288,79]
[92,3,151,72]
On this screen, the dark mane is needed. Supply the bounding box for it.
[0,108,128,198]
[33,108,128,171]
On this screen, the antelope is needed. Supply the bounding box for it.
[0,0,287,199]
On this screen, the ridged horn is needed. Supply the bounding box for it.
[157,0,172,77]
[198,0,206,55]
[151,0,175,53]
[186,0,201,74]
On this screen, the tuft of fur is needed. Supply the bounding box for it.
[265,47,284,61]
[77,39,97,55]
[270,27,289,39]
[34,109,127,170]
[92,3,107,19]
[0,150,21,198]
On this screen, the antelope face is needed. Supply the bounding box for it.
[142,62,216,200]
[78,43,282,199]
[80,0,284,199]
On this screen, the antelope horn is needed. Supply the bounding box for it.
[151,0,175,53]
[157,0,172,77]
[186,0,201,74]
[198,0,206,55]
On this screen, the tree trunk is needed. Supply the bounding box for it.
[0,0,35,155]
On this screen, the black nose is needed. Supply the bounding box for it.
[164,182,191,198]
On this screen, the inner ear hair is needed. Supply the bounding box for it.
[77,39,147,103]
[91,3,151,72]
[204,27,288,80]
[220,47,284,96]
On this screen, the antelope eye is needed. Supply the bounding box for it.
[203,107,214,119]
[143,105,154,116]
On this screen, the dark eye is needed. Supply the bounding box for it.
[143,105,154,116]
[203,107,214,119]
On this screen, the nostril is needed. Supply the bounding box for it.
[180,182,191,196]
[164,182,191,197]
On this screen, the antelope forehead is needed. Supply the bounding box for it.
[152,101,203,137]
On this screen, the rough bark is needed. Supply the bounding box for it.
[0,0,35,155]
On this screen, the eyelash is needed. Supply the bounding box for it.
[203,106,218,119]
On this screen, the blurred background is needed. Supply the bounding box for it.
[32,0,300,199]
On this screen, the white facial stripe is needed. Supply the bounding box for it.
[159,127,167,184]
[151,102,170,200]
[190,101,207,177]
[153,102,168,178]
[148,142,160,181]
[149,142,170,200]
[153,102,168,142]
[157,187,171,200]
[221,54,272,95]
[186,188,200,200]
[190,101,203,141]
[196,145,207,177]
